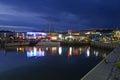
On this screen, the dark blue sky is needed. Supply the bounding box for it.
[0,0,120,31]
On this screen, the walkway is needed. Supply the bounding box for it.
[81,46,120,80]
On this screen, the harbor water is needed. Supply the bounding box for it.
[0,46,112,80]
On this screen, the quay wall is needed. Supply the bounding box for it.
[60,41,90,46]
[90,41,119,49]
[2,41,118,48]
[81,43,120,80]
[4,42,29,47]
[36,42,60,46]
[2,42,60,47]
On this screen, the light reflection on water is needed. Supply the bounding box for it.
[14,46,108,59]
[26,47,45,57]
[0,46,111,80]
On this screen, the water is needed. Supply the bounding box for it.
[0,46,111,80]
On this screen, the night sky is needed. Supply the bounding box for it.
[0,0,120,32]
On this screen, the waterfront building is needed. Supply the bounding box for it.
[15,32,26,40]
[0,30,14,38]
[26,32,47,40]
[48,32,58,41]
[0,30,15,43]
[0,28,115,43]
[65,30,74,41]
[112,30,120,41]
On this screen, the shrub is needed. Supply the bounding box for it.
[115,61,120,69]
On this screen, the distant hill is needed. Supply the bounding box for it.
[0,30,13,33]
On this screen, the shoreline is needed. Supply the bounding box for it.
[81,46,120,80]
[1,41,90,47]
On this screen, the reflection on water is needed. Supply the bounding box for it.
[58,47,62,55]
[0,46,111,80]
[14,46,109,59]
[86,47,90,57]
[27,47,45,57]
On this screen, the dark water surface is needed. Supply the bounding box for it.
[0,46,111,80]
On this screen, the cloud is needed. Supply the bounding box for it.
[0,0,120,31]
[0,3,49,24]
[0,25,38,32]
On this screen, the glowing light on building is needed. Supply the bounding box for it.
[58,34,62,38]
[22,33,25,39]
[69,35,73,38]
[26,32,47,39]
[4,33,6,37]
[51,36,57,40]
[27,32,47,36]
[33,33,36,39]
[85,32,90,34]
[17,33,19,37]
